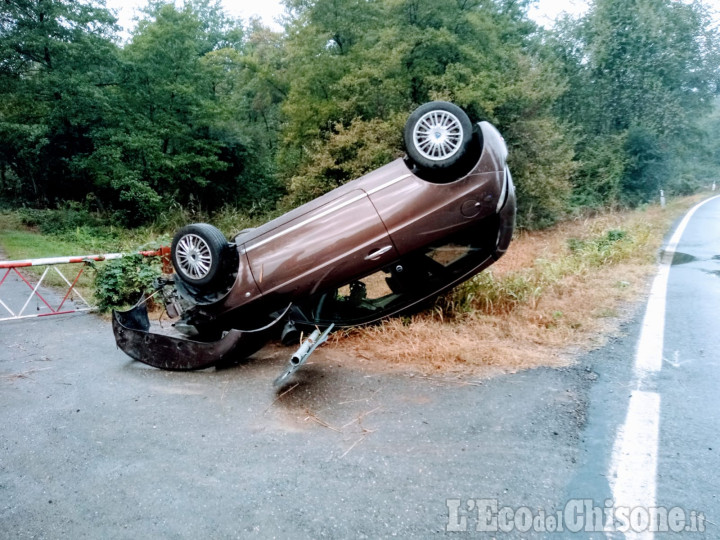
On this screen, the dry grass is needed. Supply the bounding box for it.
[326,194,708,377]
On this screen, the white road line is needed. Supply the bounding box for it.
[635,194,720,375]
[663,194,720,258]
[634,263,670,374]
[608,195,720,539]
[608,390,661,540]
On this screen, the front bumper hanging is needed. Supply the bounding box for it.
[112,303,253,371]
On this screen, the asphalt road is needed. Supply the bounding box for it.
[1,196,718,539]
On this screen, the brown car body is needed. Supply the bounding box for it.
[193,121,512,324]
[113,106,516,371]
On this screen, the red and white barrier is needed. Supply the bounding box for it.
[0,248,170,322]
[0,250,163,270]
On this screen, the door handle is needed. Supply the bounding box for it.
[365,245,393,260]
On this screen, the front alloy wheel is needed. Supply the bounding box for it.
[175,233,213,281]
[171,223,232,290]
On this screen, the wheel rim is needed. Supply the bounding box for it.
[412,110,463,161]
[175,234,213,280]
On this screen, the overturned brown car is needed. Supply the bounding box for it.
[113,101,516,371]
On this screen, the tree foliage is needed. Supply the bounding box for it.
[0,0,119,204]
[278,0,578,227]
[1,0,718,228]
[0,0,283,224]
[552,0,720,206]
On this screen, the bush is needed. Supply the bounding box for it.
[93,254,161,312]
[566,229,631,266]
[621,127,668,206]
[669,173,703,197]
[110,176,164,227]
[571,134,627,208]
[504,116,577,229]
[18,205,119,252]
[19,204,105,235]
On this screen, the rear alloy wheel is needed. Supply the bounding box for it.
[171,223,231,290]
[404,101,476,179]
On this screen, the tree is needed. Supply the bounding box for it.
[80,2,283,223]
[0,0,119,205]
[279,0,576,228]
[1,0,285,224]
[552,0,720,205]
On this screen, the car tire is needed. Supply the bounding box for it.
[171,223,232,290]
[404,101,476,179]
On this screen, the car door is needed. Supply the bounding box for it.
[292,217,499,328]
[242,190,399,300]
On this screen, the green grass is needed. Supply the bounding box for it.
[0,217,97,291]
[0,211,173,256]
[0,227,98,262]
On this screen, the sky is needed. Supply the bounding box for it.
[105,0,590,37]
[107,0,288,34]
